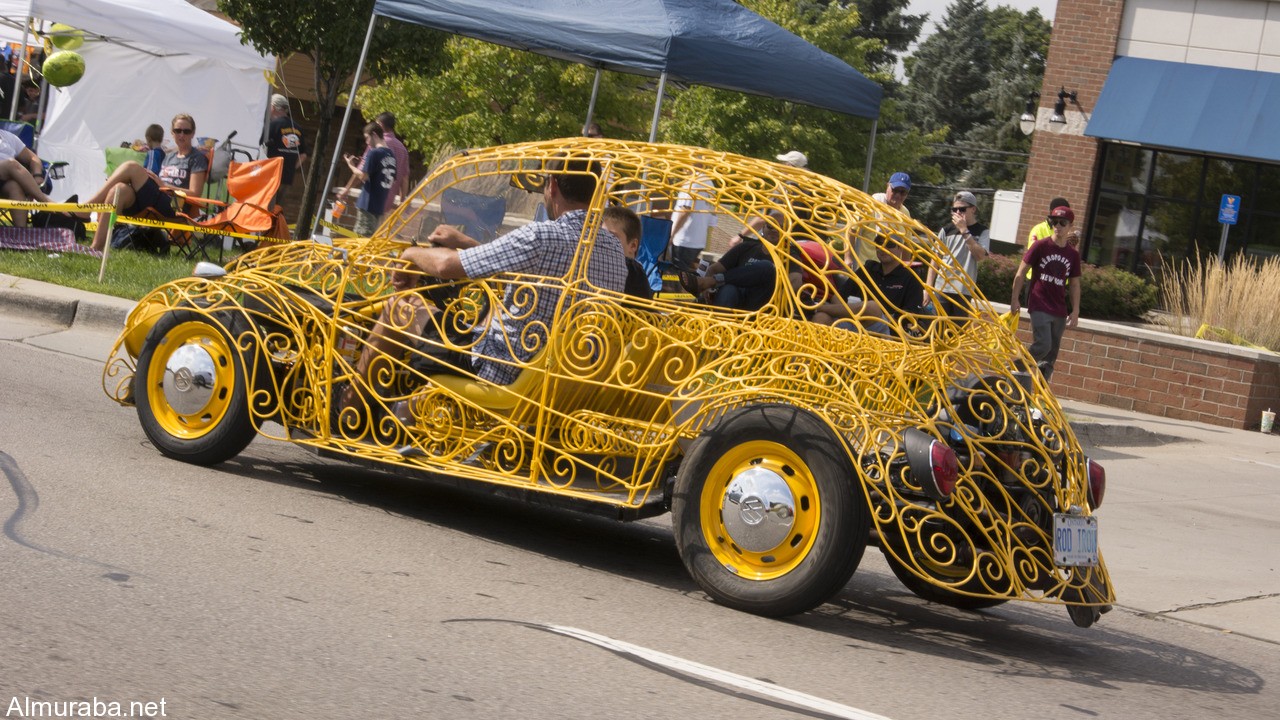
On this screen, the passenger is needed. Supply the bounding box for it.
[82,113,208,251]
[602,205,653,300]
[678,215,779,311]
[813,237,923,335]
[398,158,629,384]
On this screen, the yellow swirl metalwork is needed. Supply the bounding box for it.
[103,137,1112,610]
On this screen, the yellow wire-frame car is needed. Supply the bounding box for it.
[103,138,1114,627]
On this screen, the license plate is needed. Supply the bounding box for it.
[1053,513,1098,567]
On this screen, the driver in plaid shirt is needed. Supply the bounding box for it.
[401,158,628,384]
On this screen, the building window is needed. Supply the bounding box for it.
[1088,142,1280,274]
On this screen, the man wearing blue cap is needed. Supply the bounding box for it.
[872,172,912,217]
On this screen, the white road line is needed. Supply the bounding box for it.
[1230,457,1280,470]
[546,624,895,720]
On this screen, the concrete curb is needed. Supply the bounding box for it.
[0,274,135,332]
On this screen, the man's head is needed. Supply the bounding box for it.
[376,112,396,133]
[1048,197,1070,212]
[1048,205,1075,240]
[270,94,289,116]
[874,233,912,270]
[776,150,807,168]
[363,122,384,146]
[584,122,603,139]
[602,205,642,258]
[884,172,911,208]
[544,157,602,217]
[951,191,979,224]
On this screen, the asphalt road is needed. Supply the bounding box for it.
[2,317,1278,720]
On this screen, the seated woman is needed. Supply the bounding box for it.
[0,127,54,227]
[84,113,208,251]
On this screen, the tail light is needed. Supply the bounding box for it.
[1086,458,1106,509]
[905,429,959,500]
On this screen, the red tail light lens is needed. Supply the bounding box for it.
[1086,458,1106,509]
[930,441,959,497]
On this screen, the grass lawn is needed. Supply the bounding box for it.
[0,248,232,301]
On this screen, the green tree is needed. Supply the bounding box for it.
[359,38,652,150]
[216,0,447,237]
[804,0,927,95]
[900,0,1050,218]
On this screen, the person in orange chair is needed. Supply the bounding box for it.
[82,113,208,251]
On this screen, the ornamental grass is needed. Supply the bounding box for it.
[1159,253,1280,352]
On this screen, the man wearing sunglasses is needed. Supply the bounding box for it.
[871,172,912,217]
[927,190,990,319]
[1010,205,1081,381]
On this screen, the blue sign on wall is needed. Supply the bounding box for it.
[1219,194,1241,225]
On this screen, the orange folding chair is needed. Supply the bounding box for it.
[173,156,290,260]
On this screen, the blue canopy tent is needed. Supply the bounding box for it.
[317,0,884,233]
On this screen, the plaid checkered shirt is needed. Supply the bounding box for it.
[458,209,628,384]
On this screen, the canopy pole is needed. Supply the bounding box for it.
[8,15,33,121]
[647,72,668,143]
[313,11,378,238]
[582,68,602,135]
[862,118,878,192]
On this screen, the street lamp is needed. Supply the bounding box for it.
[1049,87,1077,126]
[1019,91,1040,135]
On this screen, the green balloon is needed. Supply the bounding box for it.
[49,23,85,51]
[43,50,85,87]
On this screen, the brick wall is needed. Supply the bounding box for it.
[1019,0,1125,244]
[1014,319,1280,430]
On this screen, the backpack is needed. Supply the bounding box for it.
[111,224,169,255]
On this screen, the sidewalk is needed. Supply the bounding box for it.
[3,271,1278,640]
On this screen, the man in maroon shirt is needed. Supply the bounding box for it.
[1010,205,1081,381]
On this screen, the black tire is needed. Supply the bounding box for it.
[133,310,257,465]
[672,405,869,617]
[880,538,1009,611]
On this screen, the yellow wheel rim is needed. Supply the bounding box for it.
[700,440,822,580]
[145,321,236,440]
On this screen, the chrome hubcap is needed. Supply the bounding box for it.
[721,466,796,552]
[162,343,217,415]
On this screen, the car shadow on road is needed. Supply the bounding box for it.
[797,570,1263,697]
[214,444,1263,701]
[215,445,697,595]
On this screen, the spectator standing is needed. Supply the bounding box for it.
[376,112,409,213]
[142,124,165,175]
[669,170,716,270]
[583,122,604,138]
[927,191,990,319]
[263,94,307,207]
[871,172,912,217]
[337,122,396,237]
[776,150,807,169]
[17,81,40,123]
[1025,197,1070,247]
[1010,205,1082,381]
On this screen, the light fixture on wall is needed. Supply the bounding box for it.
[1049,87,1078,125]
[1019,91,1040,135]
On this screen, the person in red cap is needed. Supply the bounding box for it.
[1010,205,1081,381]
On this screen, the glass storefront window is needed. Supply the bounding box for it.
[1098,144,1152,194]
[1138,198,1196,275]
[1151,151,1202,201]
[1246,214,1280,260]
[1087,191,1147,269]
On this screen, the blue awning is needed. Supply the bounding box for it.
[1085,57,1280,163]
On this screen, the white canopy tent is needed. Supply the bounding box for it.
[0,0,274,202]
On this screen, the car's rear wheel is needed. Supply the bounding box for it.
[134,310,256,465]
[672,405,868,617]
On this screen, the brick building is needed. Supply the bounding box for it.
[1021,0,1280,274]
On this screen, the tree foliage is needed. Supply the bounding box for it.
[217,0,447,236]
[899,0,1050,219]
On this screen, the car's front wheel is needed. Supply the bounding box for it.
[134,310,256,465]
[672,405,869,617]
